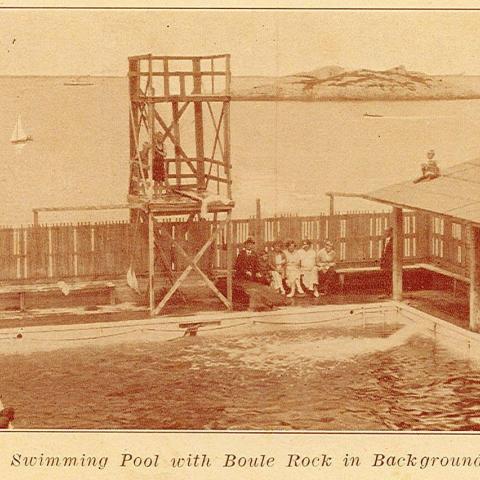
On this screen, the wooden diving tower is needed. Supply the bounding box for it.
[127,53,234,315]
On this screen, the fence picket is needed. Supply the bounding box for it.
[0,211,467,281]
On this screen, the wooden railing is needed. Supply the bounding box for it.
[0,210,469,282]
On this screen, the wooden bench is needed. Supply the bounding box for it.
[336,263,469,293]
[414,263,469,283]
[415,263,469,296]
[0,280,116,312]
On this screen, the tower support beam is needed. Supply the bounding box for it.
[152,215,232,315]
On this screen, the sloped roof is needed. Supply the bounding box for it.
[363,158,480,225]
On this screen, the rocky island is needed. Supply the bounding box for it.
[231,65,480,101]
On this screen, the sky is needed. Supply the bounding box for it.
[1,9,480,76]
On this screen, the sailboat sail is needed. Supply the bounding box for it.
[10,115,31,144]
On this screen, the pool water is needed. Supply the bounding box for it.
[1,320,480,430]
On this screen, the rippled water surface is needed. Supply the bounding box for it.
[2,322,480,430]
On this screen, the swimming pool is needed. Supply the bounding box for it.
[1,303,480,430]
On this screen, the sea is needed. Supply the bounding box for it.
[2,76,480,226]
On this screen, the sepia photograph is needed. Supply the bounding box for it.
[0,5,480,436]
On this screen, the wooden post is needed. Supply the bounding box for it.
[392,207,403,301]
[33,210,39,226]
[426,212,433,262]
[73,227,78,277]
[48,227,53,278]
[163,58,170,96]
[223,101,231,198]
[467,224,480,331]
[415,211,429,262]
[147,85,155,182]
[193,58,206,191]
[19,292,26,312]
[226,210,233,309]
[328,194,334,216]
[224,55,232,199]
[172,100,181,187]
[255,198,263,245]
[210,58,215,93]
[225,55,231,95]
[129,58,141,196]
[148,210,155,315]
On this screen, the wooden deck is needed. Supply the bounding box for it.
[0,280,116,313]
[0,266,470,334]
[127,190,234,215]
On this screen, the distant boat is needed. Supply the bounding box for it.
[363,113,383,118]
[64,76,95,86]
[10,115,33,144]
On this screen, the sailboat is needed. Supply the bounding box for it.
[10,115,33,144]
[363,113,383,118]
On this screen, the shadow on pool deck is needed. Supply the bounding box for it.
[403,290,470,330]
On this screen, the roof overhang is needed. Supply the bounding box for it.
[328,158,480,227]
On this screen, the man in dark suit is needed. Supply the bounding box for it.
[234,238,259,280]
[380,227,393,295]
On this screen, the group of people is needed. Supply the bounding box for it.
[235,238,338,298]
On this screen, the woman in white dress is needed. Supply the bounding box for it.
[284,240,305,298]
[299,239,320,297]
[268,241,287,294]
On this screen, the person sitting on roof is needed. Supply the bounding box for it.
[413,149,441,183]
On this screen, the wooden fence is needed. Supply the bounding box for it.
[0,211,470,282]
